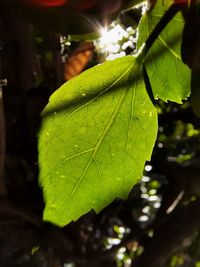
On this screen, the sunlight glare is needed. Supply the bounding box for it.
[99,24,128,46]
[96,22,134,60]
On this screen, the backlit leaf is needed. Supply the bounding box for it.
[38,56,158,227]
[137,0,191,103]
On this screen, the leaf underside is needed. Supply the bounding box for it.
[138,0,191,103]
[38,56,158,227]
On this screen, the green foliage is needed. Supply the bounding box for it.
[137,0,191,102]
[38,56,157,226]
[170,255,184,267]
[38,0,194,226]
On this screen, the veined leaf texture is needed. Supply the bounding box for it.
[39,56,158,226]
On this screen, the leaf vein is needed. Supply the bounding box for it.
[43,65,134,149]
[158,36,181,60]
[54,148,95,170]
[94,158,102,188]
[58,67,133,214]
[124,74,136,160]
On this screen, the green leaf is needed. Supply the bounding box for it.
[137,0,191,103]
[38,56,158,227]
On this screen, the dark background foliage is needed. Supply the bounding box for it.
[0,1,200,267]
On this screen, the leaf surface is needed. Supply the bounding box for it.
[137,0,191,103]
[38,56,157,227]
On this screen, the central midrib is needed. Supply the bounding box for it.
[59,67,134,214]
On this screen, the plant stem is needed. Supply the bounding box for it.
[138,3,181,61]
